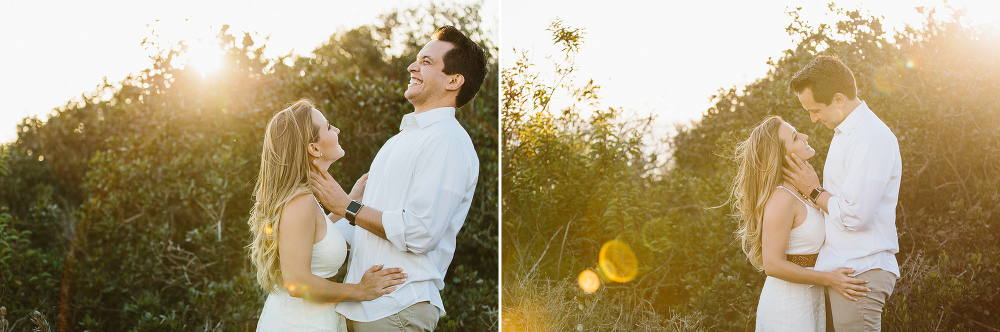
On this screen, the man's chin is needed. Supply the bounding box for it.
[405,86,423,98]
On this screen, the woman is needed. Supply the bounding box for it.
[731,116,869,331]
[248,100,406,331]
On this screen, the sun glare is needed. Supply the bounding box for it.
[148,19,227,78]
[598,240,638,283]
[182,40,224,78]
[578,269,601,293]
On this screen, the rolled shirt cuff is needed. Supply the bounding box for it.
[381,209,408,252]
[826,195,847,230]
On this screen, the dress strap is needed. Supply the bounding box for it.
[311,196,334,225]
[776,186,810,206]
[312,196,326,210]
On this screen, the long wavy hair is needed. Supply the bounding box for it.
[730,116,786,270]
[247,100,320,291]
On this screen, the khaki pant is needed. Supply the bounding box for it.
[349,301,439,332]
[827,269,897,331]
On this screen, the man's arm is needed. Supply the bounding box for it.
[784,136,897,231]
[822,137,896,231]
[310,136,476,254]
[310,162,388,240]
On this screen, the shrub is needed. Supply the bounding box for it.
[503,6,1000,331]
[1,2,497,330]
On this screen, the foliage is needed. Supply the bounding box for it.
[503,6,1000,331]
[0,146,64,328]
[0,2,497,331]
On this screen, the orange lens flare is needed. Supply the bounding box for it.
[598,240,638,283]
[578,269,600,293]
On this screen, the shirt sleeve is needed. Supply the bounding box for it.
[381,136,477,254]
[333,216,355,248]
[826,134,898,231]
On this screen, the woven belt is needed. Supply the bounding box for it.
[786,254,818,268]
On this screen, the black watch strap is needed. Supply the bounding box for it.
[346,200,363,226]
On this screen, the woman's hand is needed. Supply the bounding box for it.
[826,267,870,301]
[356,264,407,301]
[349,173,369,202]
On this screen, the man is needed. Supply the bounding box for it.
[783,55,901,331]
[309,26,488,331]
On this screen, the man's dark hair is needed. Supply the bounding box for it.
[432,26,489,108]
[789,55,857,105]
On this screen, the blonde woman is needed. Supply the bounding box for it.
[248,100,407,331]
[731,116,869,331]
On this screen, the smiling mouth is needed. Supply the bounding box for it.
[409,77,423,85]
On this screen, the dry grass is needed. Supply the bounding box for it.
[502,271,709,331]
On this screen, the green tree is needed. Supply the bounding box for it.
[503,5,1000,331]
[0,2,497,331]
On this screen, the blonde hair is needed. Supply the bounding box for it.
[248,100,320,292]
[730,116,786,270]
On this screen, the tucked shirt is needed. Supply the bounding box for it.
[334,106,479,322]
[814,101,901,278]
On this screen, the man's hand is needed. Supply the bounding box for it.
[782,153,822,197]
[349,173,369,202]
[309,160,351,216]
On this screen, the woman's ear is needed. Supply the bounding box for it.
[308,142,322,158]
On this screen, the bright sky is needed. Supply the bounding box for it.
[501,0,999,140]
[0,0,497,144]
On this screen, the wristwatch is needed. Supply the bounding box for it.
[809,187,827,203]
[346,200,363,226]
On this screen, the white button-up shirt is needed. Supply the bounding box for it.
[334,107,479,322]
[814,101,901,278]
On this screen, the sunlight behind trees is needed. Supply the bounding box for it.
[502,5,1000,330]
[0,2,497,330]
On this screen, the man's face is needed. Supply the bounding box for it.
[796,87,846,130]
[404,40,456,108]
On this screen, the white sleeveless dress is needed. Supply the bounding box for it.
[257,206,349,331]
[755,186,826,331]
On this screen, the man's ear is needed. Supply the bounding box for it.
[832,93,846,107]
[445,74,464,91]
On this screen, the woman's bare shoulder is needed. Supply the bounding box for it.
[279,192,319,231]
[763,187,799,221]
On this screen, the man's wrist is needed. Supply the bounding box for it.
[809,187,827,203]
[345,200,364,226]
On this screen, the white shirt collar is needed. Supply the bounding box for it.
[399,107,456,131]
[834,101,869,135]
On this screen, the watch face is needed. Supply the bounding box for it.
[346,201,362,225]
[347,200,363,214]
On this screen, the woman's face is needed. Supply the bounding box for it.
[309,108,345,164]
[778,122,814,160]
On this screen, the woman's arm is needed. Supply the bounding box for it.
[761,189,869,301]
[278,194,406,302]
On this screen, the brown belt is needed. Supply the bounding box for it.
[787,254,818,268]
